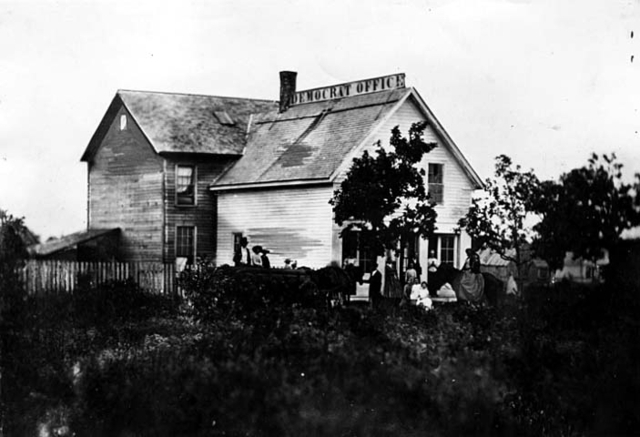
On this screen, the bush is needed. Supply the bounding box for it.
[180,264,323,323]
[1,280,180,436]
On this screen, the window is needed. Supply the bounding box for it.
[400,233,420,276]
[428,163,444,204]
[176,165,196,205]
[120,114,127,130]
[440,235,455,266]
[176,226,195,263]
[233,233,243,256]
[342,230,375,275]
[429,234,456,267]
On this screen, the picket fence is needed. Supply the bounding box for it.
[19,260,179,295]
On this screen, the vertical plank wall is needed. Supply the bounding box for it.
[88,106,164,262]
[163,156,236,263]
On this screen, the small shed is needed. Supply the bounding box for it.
[478,248,517,283]
[478,247,550,288]
[28,228,120,261]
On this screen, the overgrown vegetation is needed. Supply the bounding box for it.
[531,153,640,269]
[459,154,540,283]
[2,263,639,436]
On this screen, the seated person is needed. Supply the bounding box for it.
[411,281,433,309]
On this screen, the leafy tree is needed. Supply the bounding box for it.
[530,153,640,270]
[458,155,541,285]
[1,210,35,434]
[330,122,438,257]
[0,210,32,286]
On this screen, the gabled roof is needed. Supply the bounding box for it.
[28,228,119,257]
[212,87,483,190]
[81,91,277,162]
[213,88,409,188]
[79,76,483,192]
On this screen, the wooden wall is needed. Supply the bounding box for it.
[88,106,164,262]
[163,155,236,263]
[334,97,476,270]
[216,184,334,268]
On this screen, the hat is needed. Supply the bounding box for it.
[262,248,271,254]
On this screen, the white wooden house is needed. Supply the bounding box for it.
[211,72,483,276]
[80,71,482,279]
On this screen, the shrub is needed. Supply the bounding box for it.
[180,264,324,323]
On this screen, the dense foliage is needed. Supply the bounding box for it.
[330,122,438,254]
[530,153,640,269]
[3,263,640,436]
[459,155,540,271]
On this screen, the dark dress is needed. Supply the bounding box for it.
[369,269,382,307]
[261,254,271,269]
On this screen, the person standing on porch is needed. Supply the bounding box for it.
[459,248,484,302]
[405,262,417,287]
[369,267,382,309]
[233,237,251,266]
[383,252,403,303]
[427,250,440,290]
[260,248,271,269]
[251,246,263,267]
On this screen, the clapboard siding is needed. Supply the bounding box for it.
[163,156,236,262]
[335,97,474,232]
[216,185,334,268]
[88,106,164,262]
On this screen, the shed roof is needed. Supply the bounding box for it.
[478,248,515,267]
[81,91,277,161]
[28,228,120,257]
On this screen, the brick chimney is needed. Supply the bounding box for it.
[279,71,297,113]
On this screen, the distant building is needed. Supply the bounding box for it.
[78,72,483,272]
[553,251,609,283]
[478,247,550,288]
[28,228,120,261]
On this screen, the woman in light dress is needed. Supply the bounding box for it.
[410,281,433,310]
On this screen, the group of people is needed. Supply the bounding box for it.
[370,247,483,309]
[233,237,299,270]
[232,237,272,268]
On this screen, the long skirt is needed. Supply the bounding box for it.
[458,272,485,303]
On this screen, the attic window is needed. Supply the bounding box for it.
[213,110,235,126]
[120,114,127,130]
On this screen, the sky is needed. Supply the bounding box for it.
[1,0,638,240]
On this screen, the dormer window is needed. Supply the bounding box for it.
[176,165,196,205]
[120,114,127,130]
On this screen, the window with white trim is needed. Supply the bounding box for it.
[176,165,196,206]
[428,163,444,204]
[428,234,456,267]
[176,226,195,264]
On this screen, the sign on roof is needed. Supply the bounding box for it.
[291,73,406,106]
